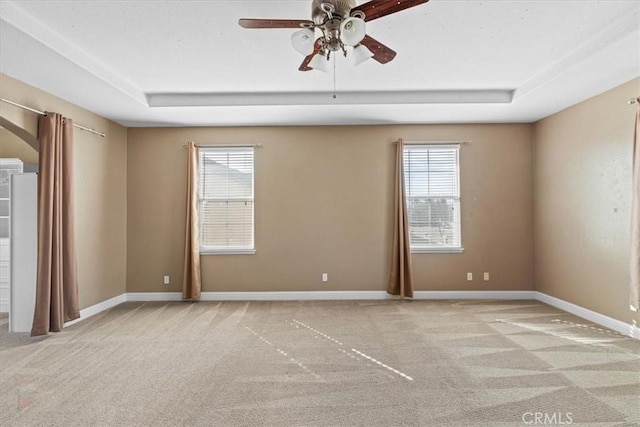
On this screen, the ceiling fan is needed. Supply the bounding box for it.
[239,0,430,72]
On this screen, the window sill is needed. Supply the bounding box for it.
[411,247,464,254]
[200,249,256,255]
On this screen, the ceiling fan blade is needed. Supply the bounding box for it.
[238,19,314,29]
[299,56,314,72]
[299,39,324,72]
[360,35,397,64]
[352,0,430,22]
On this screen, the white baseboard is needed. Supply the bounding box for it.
[535,292,640,339]
[127,292,182,302]
[57,290,638,340]
[203,291,396,301]
[414,290,537,300]
[127,291,395,301]
[127,290,538,301]
[64,293,127,328]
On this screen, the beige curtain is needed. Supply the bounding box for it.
[631,105,640,311]
[182,141,201,301]
[31,113,80,336]
[388,138,414,298]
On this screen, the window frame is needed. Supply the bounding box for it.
[198,146,255,255]
[403,142,463,254]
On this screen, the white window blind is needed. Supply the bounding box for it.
[403,144,461,251]
[199,147,254,253]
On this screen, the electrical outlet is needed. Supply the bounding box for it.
[483,272,490,281]
[322,273,328,282]
[163,275,170,285]
[467,272,473,281]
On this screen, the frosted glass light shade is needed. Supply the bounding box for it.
[309,53,329,72]
[340,17,366,46]
[291,29,315,56]
[351,44,373,66]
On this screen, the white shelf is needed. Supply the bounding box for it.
[1,158,24,313]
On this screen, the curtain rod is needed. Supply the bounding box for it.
[0,97,106,138]
[183,143,262,148]
[629,97,640,105]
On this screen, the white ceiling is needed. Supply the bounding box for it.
[1,0,639,127]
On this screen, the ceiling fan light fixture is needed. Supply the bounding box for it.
[291,28,316,56]
[351,44,374,66]
[339,17,366,46]
[309,53,330,72]
[239,0,431,72]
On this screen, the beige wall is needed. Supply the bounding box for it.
[127,124,534,293]
[534,78,640,326]
[0,128,38,164]
[0,73,128,309]
[3,70,638,328]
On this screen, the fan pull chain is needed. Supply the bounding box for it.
[333,54,337,99]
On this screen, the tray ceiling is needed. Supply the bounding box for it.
[1,0,639,127]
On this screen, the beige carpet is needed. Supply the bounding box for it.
[1,300,638,426]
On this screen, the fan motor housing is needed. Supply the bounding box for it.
[311,0,356,25]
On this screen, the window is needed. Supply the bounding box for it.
[199,147,254,254]
[403,144,462,252]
